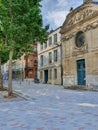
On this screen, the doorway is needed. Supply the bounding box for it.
[77,59,86,85]
[44,70,48,83]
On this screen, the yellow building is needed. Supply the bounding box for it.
[61,1,98,89]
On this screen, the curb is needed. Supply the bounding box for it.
[3,86,36,101]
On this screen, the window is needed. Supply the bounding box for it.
[75,31,85,48]
[50,69,52,79]
[49,52,52,64]
[54,69,57,79]
[34,60,38,65]
[54,33,57,44]
[54,50,58,62]
[40,55,43,66]
[49,37,52,46]
[34,46,37,52]
[44,42,47,49]
[40,44,43,50]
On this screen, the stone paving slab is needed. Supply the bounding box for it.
[1,81,98,130]
[0,90,24,102]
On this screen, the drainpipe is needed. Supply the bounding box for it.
[60,43,63,85]
[56,43,63,85]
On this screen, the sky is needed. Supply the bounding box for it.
[41,0,83,30]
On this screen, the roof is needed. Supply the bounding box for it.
[48,26,62,35]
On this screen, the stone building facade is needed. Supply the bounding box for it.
[2,44,38,81]
[12,55,25,80]
[2,55,25,80]
[61,2,98,88]
[38,27,62,85]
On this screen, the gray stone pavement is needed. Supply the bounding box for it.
[3,80,64,100]
[1,80,98,130]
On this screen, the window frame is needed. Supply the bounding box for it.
[40,44,43,50]
[40,55,43,67]
[54,33,57,44]
[48,37,52,46]
[54,50,58,62]
[49,52,52,64]
[44,42,47,49]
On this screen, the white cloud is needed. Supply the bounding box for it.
[93,0,98,1]
[41,0,83,29]
[78,103,98,107]
[45,10,68,28]
[57,0,68,7]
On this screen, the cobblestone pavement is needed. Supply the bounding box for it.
[1,80,98,130]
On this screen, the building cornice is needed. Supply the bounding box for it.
[61,3,98,36]
[62,19,98,41]
[38,43,61,55]
[38,64,62,71]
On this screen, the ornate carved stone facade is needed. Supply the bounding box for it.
[83,0,93,4]
[61,3,98,88]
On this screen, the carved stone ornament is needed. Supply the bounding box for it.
[62,20,98,41]
[61,4,98,33]
[72,31,88,56]
[66,9,95,27]
[72,43,88,56]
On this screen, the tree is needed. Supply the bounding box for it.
[0,20,3,90]
[0,0,49,96]
[0,43,9,90]
[0,19,9,90]
[0,41,3,90]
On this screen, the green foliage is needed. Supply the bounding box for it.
[0,40,9,63]
[13,44,34,60]
[0,17,9,63]
[0,0,49,60]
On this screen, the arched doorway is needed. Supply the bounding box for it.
[28,71,33,78]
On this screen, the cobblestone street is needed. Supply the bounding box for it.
[0,81,98,130]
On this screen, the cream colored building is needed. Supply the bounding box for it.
[2,54,25,80]
[61,1,98,88]
[12,55,25,80]
[38,27,62,85]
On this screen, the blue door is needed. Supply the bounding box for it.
[44,70,48,83]
[77,59,86,85]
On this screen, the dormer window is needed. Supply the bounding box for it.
[49,37,52,46]
[54,33,57,44]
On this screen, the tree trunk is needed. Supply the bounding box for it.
[8,47,14,96]
[0,58,3,90]
[25,54,28,78]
